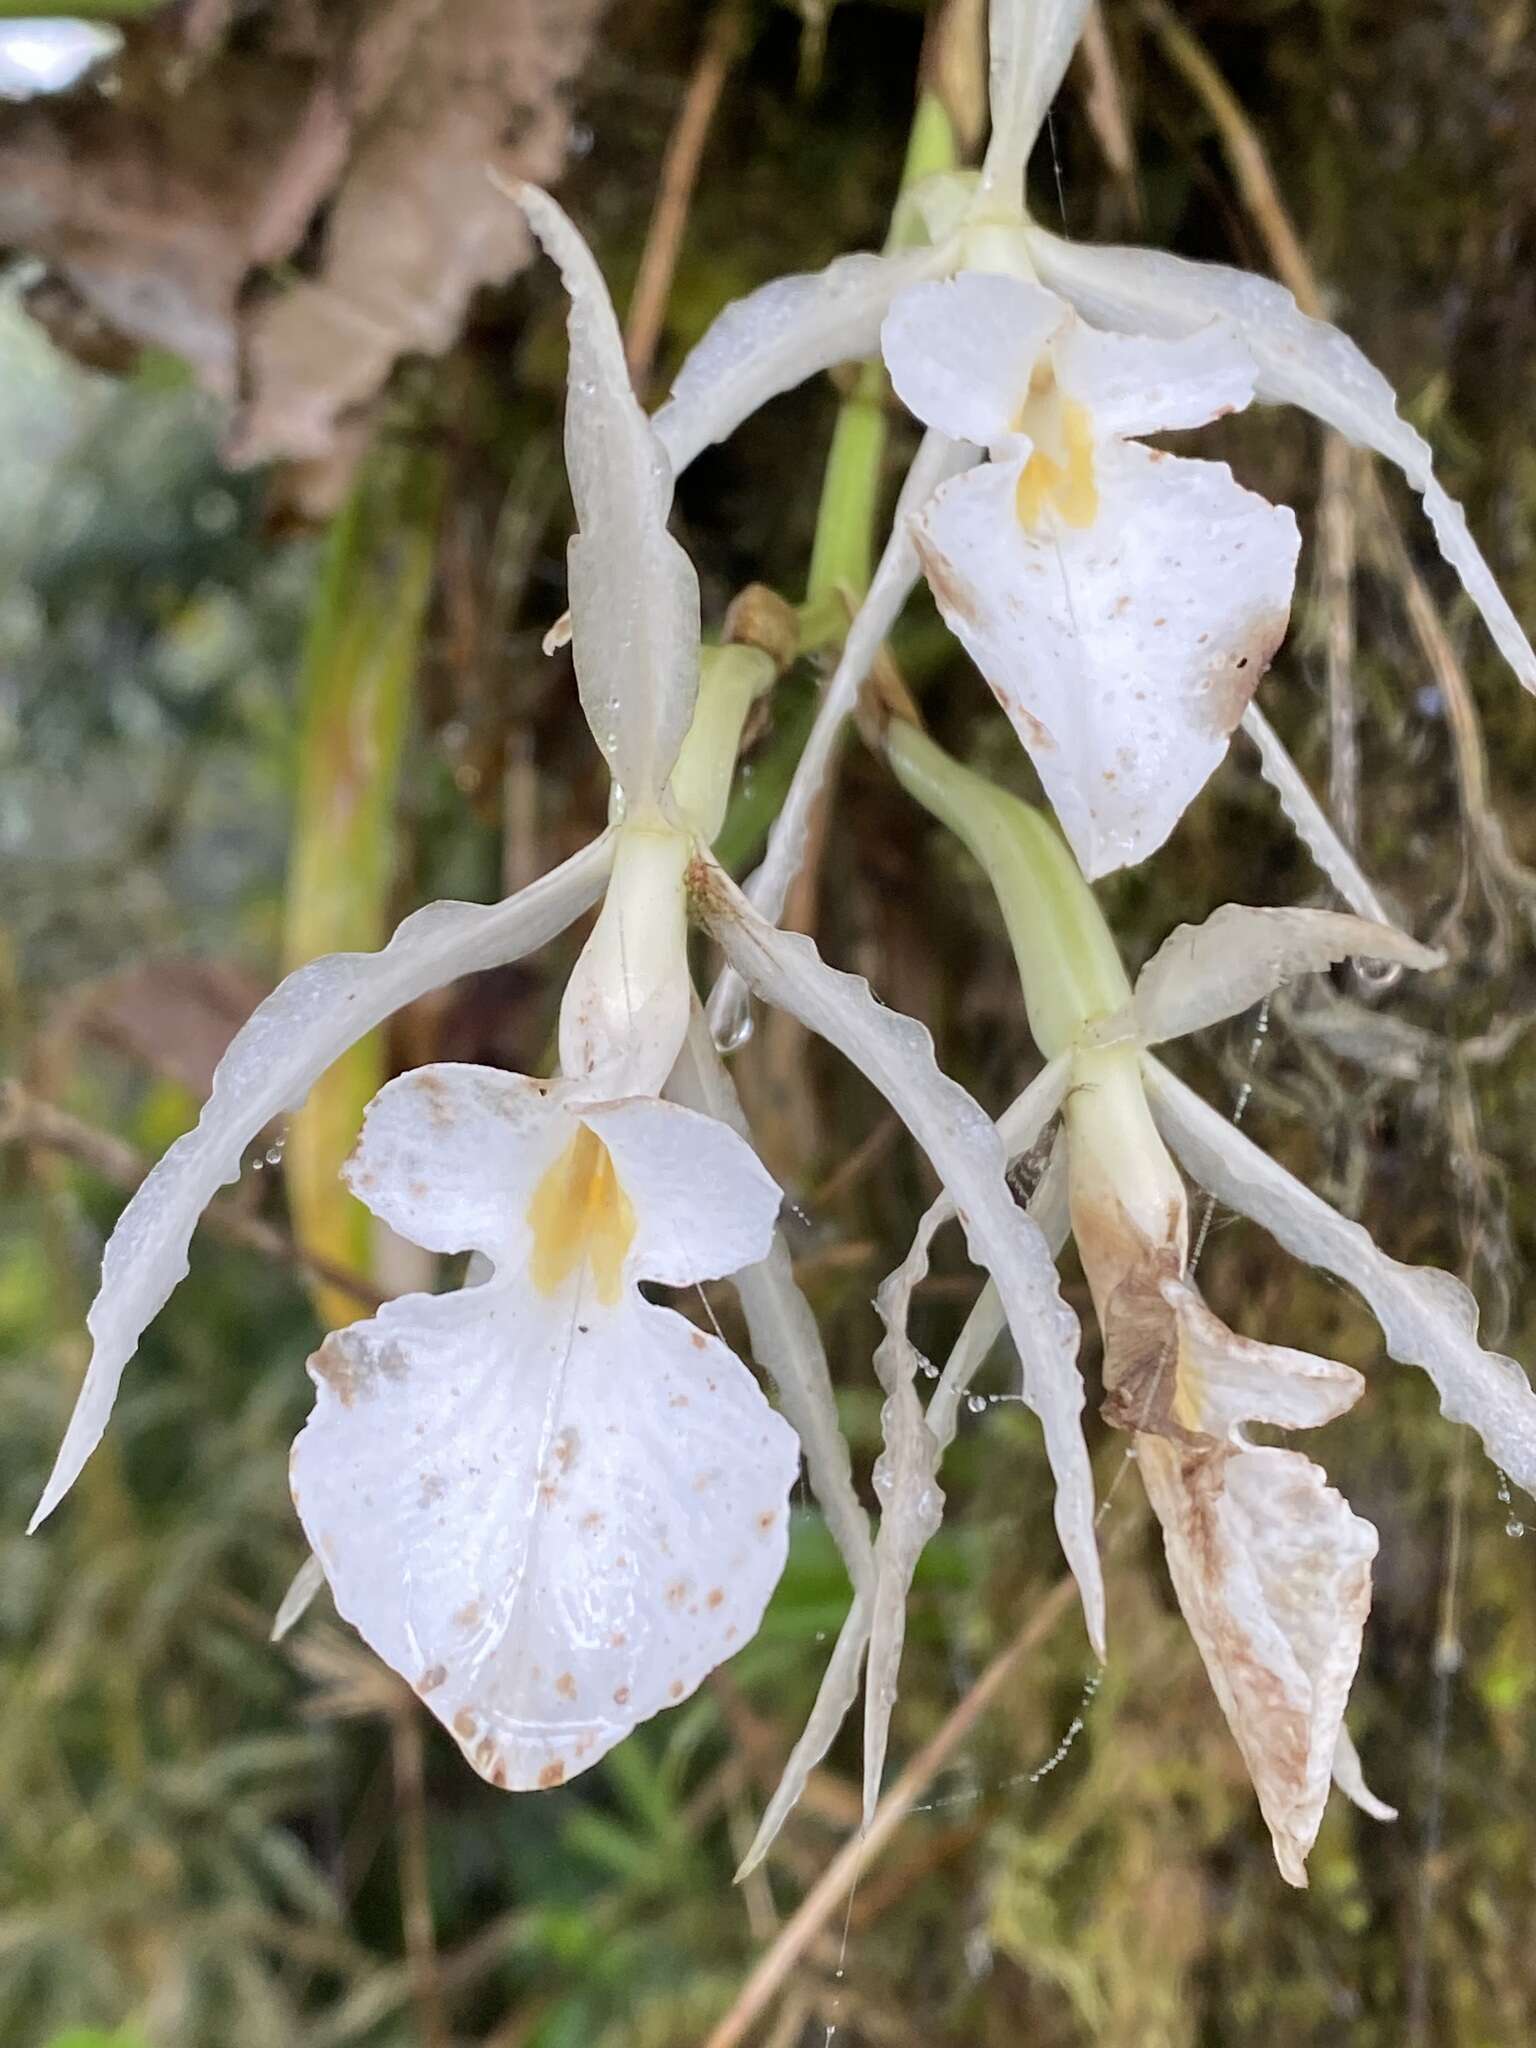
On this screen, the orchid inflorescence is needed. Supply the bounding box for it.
[31,0,1536,1887]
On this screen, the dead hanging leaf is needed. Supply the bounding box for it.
[0,40,350,398]
[0,0,601,487]
[229,0,603,471]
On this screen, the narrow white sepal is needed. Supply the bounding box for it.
[1144,1055,1536,1500]
[1027,228,1536,693]
[1133,903,1441,1047]
[29,832,616,1533]
[512,183,701,804]
[653,244,950,474]
[696,858,1104,1653]
[705,427,976,1047]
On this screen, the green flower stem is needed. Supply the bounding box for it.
[671,642,777,843]
[884,721,1130,1058]
[804,359,888,603]
[803,90,957,609]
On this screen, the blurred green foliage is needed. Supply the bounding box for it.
[5,2,1536,2045]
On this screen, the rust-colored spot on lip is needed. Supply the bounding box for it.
[538,1760,566,1789]
[555,1671,577,1700]
[913,528,981,635]
[706,1587,725,1609]
[453,1708,476,1739]
[309,1328,406,1409]
[1198,606,1289,740]
[415,1663,448,1696]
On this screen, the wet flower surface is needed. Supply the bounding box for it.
[292,1064,797,1789]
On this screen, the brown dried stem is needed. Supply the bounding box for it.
[1147,0,1536,948]
[701,1562,1095,2048]
[1078,4,1141,220]
[624,2,743,392]
[391,1703,449,2048]
[0,1078,384,1312]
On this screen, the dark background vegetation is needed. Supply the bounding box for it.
[4,1,1536,2042]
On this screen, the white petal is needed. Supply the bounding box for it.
[1134,904,1441,1047]
[1026,228,1536,692]
[1145,1056,1536,1499]
[558,821,691,1095]
[979,0,1094,208]
[861,1093,1072,1820]
[652,245,948,475]
[743,1593,871,1874]
[580,1094,781,1287]
[1139,1434,1376,1886]
[291,1281,799,1791]
[671,1013,870,1581]
[1162,1281,1363,1442]
[696,859,1104,1651]
[705,428,976,1048]
[671,1013,876,1872]
[514,184,700,803]
[29,832,615,1532]
[861,1197,950,1821]
[271,1552,326,1643]
[1333,1724,1398,1823]
[1050,317,1257,439]
[914,442,1299,875]
[930,1133,1073,1452]
[881,272,1064,448]
[1240,704,1397,926]
[344,1065,564,1261]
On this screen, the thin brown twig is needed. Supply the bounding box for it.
[1141,0,1316,310]
[0,1078,384,1311]
[1360,472,1536,956]
[1147,0,1536,950]
[1078,4,1141,220]
[624,2,743,392]
[701,1564,1090,2048]
[391,1705,449,2048]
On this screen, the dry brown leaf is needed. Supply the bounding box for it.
[229,0,601,469]
[0,45,349,396]
[0,0,601,489]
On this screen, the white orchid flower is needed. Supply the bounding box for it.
[28,183,807,1787]
[658,0,1533,960]
[31,189,1120,1799]
[291,1062,798,1790]
[883,720,1536,1883]
[881,271,1299,873]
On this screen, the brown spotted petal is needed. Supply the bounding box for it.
[910,440,1299,877]
[291,1065,798,1791]
[1138,1433,1376,1886]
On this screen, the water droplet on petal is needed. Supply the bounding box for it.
[712,1003,754,1054]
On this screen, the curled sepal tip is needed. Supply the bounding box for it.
[29,833,615,1535]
